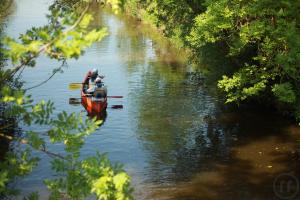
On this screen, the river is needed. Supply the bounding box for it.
[2,0,300,199]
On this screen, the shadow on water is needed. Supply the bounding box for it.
[147,111,300,200]
[82,104,108,123]
[68,98,108,124]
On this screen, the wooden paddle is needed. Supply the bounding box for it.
[70,95,123,99]
[68,83,84,90]
[69,98,123,109]
[69,98,82,104]
[69,83,110,90]
[68,83,124,99]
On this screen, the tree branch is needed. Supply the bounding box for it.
[24,60,67,91]
[7,1,91,81]
[0,132,66,160]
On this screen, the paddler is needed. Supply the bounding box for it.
[83,68,104,94]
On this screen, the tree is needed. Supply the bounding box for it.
[0,0,132,199]
[122,0,300,122]
[188,0,300,120]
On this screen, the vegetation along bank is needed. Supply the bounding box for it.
[116,0,300,123]
[0,0,14,19]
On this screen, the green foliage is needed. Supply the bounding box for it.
[0,149,39,195]
[0,0,132,199]
[188,0,234,46]
[123,0,139,17]
[123,0,206,47]
[82,154,132,200]
[102,0,127,14]
[124,0,300,121]
[3,3,108,66]
[272,83,296,104]
[188,0,300,114]
[0,0,12,18]
[217,64,271,103]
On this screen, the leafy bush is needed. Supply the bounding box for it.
[123,0,300,122]
[189,0,300,117]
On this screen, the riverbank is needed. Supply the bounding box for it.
[120,0,300,124]
[122,1,188,49]
[0,0,14,19]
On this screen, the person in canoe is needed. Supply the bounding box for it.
[84,68,104,85]
[83,68,107,98]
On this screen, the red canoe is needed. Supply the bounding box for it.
[81,73,107,114]
[81,91,107,114]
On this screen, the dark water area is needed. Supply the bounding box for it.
[2,0,300,199]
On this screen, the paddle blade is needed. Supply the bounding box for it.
[69,98,81,105]
[107,96,123,98]
[68,83,82,90]
[111,105,123,109]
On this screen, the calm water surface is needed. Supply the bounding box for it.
[3,0,300,199]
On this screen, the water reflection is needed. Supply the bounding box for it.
[111,10,300,199]
[145,109,300,200]
[83,107,107,123]
[68,95,108,123]
[112,14,230,185]
[129,64,226,184]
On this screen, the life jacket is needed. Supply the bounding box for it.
[94,87,107,98]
